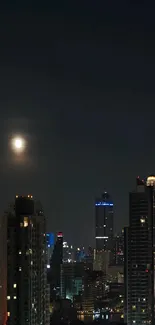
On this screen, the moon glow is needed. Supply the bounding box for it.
[11,136,26,153]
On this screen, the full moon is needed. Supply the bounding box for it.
[11,136,26,153]
[15,138,22,149]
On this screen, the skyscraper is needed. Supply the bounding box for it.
[95,192,114,252]
[124,177,155,325]
[46,233,54,266]
[6,195,47,325]
[49,232,63,301]
[112,229,124,266]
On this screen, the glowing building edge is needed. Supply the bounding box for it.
[95,203,113,206]
[96,236,109,239]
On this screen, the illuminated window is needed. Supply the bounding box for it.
[13,296,17,300]
[7,312,10,317]
[7,296,10,300]
[20,222,23,227]
[24,217,28,227]
[140,218,145,223]
[19,267,22,271]
[132,305,136,310]
[13,284,17,288]
[19,251,21,255]
[31,261,33,265]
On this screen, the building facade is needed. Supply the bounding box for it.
[95,192,114,252]
[124,177,155,325]
[49,232,63,301]
[6,196,47,325]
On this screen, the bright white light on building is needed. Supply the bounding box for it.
[47,264,50,268]
[95,236,108,239]
[147,176,155,186]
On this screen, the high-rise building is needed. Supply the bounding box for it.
[95,192,114,252]
[124,177,155,325]
[46,233,54,266]
[82,270,105,314]
[112,229,124,266]
[49,232,63,301]
[6,195,47,325]
[0,211,8,325]
[63,241,74,263]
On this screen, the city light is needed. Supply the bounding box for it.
[95,236,108,239]
[95,202,113,206]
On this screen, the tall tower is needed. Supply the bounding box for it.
[6,195,47,325]
[124,177,155,325]
[46,233,54,266]
[95,192,114,252]
[49,232,63,301]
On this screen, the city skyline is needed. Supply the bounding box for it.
[0,2,154,246]
[0,177,153,248]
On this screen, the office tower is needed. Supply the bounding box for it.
[0,212,8,325]
[112,229,124,266]
[61,263,75,301]
[124,177,155,325]
[6,195,47,325]
[61,262,85,302]
[46,233,54,266]
[95,192,114,252]
[49,232,63,301]
[63,241,74,263]
[82,270,105,314]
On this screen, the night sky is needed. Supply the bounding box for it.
[0,1,155,246]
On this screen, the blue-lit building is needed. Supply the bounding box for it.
[95,192,114,251]
[46,233,54,266]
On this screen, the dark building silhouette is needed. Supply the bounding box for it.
[124,177,155,325]
[6,195,47,325]
[95,192,114,252]
[82,270,105,313]
[111,230,124,266]
[49,232,63,301]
